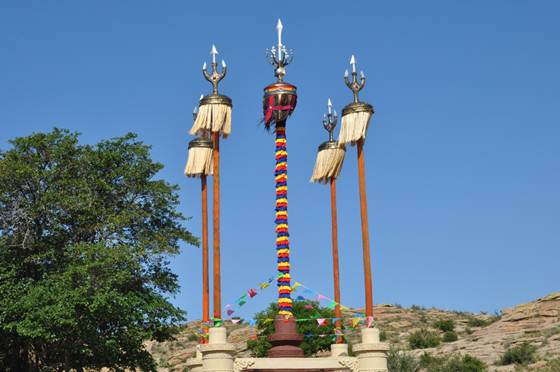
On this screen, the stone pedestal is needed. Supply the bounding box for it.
[353,328,389,372]
[199,327,236,372]
[331,343,349,357]
[267,317,304,358]
[186,346,203,372]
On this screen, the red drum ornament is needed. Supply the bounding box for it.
[263,82,297,129]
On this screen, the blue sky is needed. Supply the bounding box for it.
[1,1,559,320]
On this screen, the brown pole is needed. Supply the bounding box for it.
[212,132,221,319]
[329,177,342,343]
[201,174,210,343]
[357,138,373,318]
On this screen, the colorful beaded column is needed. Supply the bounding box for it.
[275,124,292,317]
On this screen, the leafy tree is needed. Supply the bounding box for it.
[247,300,335,357]
[0,129,197,371]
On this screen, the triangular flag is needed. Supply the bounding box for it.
[238,299,247,306]
[292,282,302,290]
[248,288,257,298]
[231,318,241,324]
[352,318,361,328]
[296,295,305,301]
[259,282,270,289]
[327,301,337,309]
[316,318,327,326]
[226,309,234,316]
[367,316,375,328]
[317,294,327,301]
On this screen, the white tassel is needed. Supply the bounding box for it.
[189,103,231,138]
[338,111,372,145]
[184,146,213,177]
[310,147,346,184]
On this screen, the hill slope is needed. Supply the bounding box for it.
[148,292,560,371]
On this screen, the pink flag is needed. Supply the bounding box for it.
[231,319,241,324]
[317,294,327,301]
[367,316,374,328]
[248,288,258,298]
[316,318,327,326]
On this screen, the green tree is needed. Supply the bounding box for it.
[247,300,336,357]
[0,129,197,371]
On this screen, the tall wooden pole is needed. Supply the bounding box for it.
[212,132,221,319]
[329,177,342,343]
[357,138,373,318]
[201,174,210,342]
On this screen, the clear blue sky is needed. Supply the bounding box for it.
[1,1,559,320]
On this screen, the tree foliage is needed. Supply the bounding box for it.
[247,300,335,357]
[0,129,197,371]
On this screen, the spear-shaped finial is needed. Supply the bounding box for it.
[344,54,366,103]
[277,19,283,61]
[203,44,228,95]
[266,20,294,82]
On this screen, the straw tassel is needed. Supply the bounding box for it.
[338,111,372,145]
[184,139,213,177]
[310,146,345,183]
[190,103,232,138]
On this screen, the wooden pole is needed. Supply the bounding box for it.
[357,138,373,318]
[329,177,342,343]
[212,132,221,319]
[201,174,209,343]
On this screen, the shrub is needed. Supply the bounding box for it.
[467,314,501,328]
[408,329,440,349]
[411,304,426,311]
[380,330,388,341]
[387,347,420,372]
[433,319,455,332]
[420,353,487,372]
[498,342,537,366]
[443,331,458,342]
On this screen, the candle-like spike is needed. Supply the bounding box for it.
[193,105,198,115]
[360,70,365,79]
[210,44,218,65]
[203,61,207,70]
[328,98,333,114]
[277,19,283,33]
[344,69,349,78]
[222,59,226,68]
[350,55,356,65]
[199,94,204,101]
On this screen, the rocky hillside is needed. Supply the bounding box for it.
[148,292,560,371]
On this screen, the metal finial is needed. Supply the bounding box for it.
[202,44,228,95]
[344,54,366,103]
[266,19,294,82]
[322,98,338,142]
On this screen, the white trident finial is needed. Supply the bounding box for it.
[327,98,333,115]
